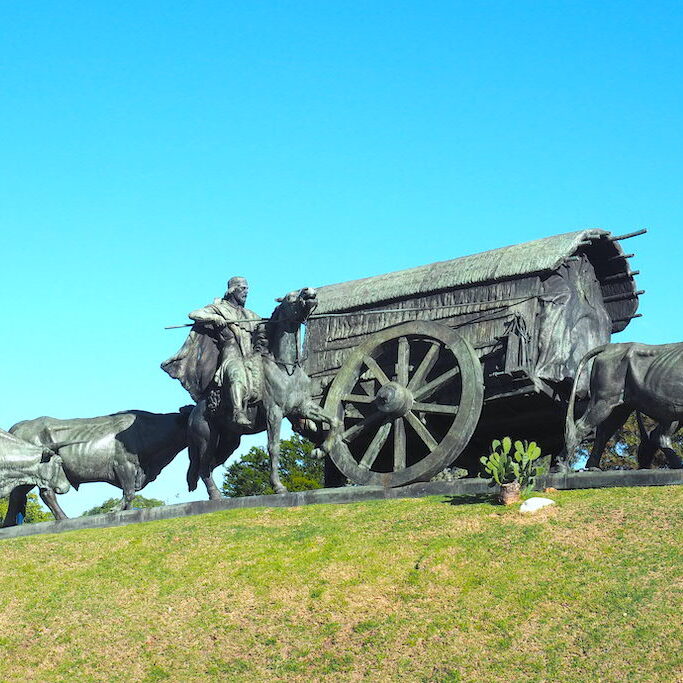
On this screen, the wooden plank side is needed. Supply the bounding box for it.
[304,277,543,389]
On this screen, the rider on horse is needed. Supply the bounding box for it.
[161,276,263,426]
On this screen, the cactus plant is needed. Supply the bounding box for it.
[480,437,542,504]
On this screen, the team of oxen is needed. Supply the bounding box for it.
[1,408,193,526]
[1,340,682,527]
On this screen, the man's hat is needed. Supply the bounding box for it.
[226,276,247,294]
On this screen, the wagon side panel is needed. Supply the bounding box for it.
[305,276,544,398]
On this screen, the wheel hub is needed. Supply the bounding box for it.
[374,382,413,416]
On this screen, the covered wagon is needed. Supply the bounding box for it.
[303,229,643,486]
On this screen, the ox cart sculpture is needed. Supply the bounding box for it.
[304,229,644,487]
[0,228,654,531]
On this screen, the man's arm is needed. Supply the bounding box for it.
[189,304,227,328]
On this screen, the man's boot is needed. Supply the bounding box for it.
[231,384,251,426]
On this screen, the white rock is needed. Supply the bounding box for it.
[519,497,556,513]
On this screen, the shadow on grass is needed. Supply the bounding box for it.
[441,493,497,506]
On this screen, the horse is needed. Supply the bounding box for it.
[186,287,339,498]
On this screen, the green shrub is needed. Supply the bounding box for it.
[0,493,53,524]
[480,437,542,489]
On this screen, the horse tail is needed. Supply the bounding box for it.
[187,459,199,491]
[565,344,608,459]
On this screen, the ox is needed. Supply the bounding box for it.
[3,406,192,526]
[565,342,683,469]
[1,429,70,524]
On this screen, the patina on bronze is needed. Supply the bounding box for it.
[3,408,191,526]
[317,321,483,487]
[163,281,338,498]
[0,429,72,527]
[304,229,646,486]
[162,276,259,426]
[565,341,683,470]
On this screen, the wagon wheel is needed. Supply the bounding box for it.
[323,321,484,487]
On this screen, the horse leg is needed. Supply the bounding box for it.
[199,431,225,501]
[39,487,69,521]
[187,402,207,492]
[2,485,31,527]
[297,401,342,459]
[187,402,221,500]
[200,428,241,499]
[585,405,631,470]
[298,401,339,430]
[266,405,287,494]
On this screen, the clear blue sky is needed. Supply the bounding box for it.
[1,1,681,515]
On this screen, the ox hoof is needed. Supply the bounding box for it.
[311,448,326,460]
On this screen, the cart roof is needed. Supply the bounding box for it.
[315,229,640,333]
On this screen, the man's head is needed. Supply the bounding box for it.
[225,276,249,306]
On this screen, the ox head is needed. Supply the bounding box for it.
[0,436,71,499]
[39,450,71,494]
[273,287,318,325]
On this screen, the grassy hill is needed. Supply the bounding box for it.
[2,487,683,682]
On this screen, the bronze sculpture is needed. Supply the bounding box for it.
[163,283,338,498]
[564,342,683,469]
[2,407,192,525]
[0,429,70,525]
[304,229,644,484]
[0,228,664,520]
[636,413,682,469]
[162,276,260,426]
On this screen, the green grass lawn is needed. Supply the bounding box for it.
[1,487,683,682]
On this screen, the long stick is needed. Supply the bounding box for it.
[164,295,538,329]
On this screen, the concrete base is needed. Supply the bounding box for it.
[2,468,683,541]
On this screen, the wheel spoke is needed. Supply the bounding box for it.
[404,411,438,451]
[359,422,391,469]
[412,366,460,402]
[343,393,375,403]
[344,403,364,419]
[342,411,384,443]
[397,337,409,386]
[363,355,391,386]
[412,401,459,415]
[407,341,440,391]
[393,418,406,471]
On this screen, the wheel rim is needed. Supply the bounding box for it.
[324,321,484,487]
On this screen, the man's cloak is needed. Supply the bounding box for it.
[161,325,220,402]
[161,298,260,402]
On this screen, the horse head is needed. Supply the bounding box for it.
[272,287,318,329]
[267,288,318,365]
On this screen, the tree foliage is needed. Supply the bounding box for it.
[221,433,323,497]
[82,495,165,516]
[0,493,53,524]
